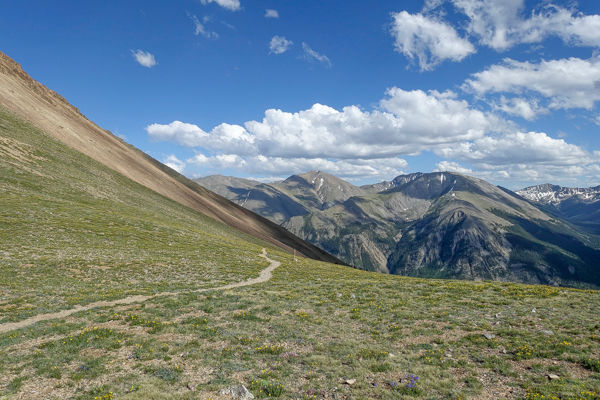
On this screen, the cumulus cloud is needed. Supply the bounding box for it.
[464,57,600,110]
[146,88,506,180]
[131,50,157,68]
[434,161,473,174]
[188,13,218,39]
[200,0,240,11]
[147,121,207,147]
[441,0,600,50]
[188,154,407,181]
[147,121,256,155]
[437,131,594,166]
[390,11,475,71]
[302,43,332,68]
[163,155,186,173]
[265,9,279,18]
[435,131,600,185]
[379,88,499,144]
[188,153,246,169]
[269,36,293,54]
[492,96,547,120]
[148,88,498,159]
[148,85,600,184]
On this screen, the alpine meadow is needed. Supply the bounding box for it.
[1,1,600,399]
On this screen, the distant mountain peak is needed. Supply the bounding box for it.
[518,183,600,205]
[195,169,600,287]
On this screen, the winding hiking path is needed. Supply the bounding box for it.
[0,249,280,334]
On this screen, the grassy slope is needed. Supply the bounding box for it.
[0,106,272,322]
[0,50,340,265]
[1,108,600,399]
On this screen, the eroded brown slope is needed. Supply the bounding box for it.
[0,51,341,264]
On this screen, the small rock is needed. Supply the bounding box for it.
[219,385,254,400]
[336,292,342,298]
[344,379,356,385]
[547,374,560,380]
[540,329,554,336]
[495,313,502,319]
[483,333,496,340]
[350,293,356,299]
[531,308,537,313]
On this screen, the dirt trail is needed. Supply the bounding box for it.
[0,249,280,334]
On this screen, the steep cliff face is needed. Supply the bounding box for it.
[388,206,512,280]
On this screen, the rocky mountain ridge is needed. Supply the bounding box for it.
[517,183,600,205]
[197,172,600,287]
[517,183,600,235]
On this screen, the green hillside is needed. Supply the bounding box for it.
[0,106,272,323]
[1,107,600,399]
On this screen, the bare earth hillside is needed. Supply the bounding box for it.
[0,51,340,265]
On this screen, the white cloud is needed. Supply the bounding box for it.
[493,96,547,120]
[464,57,600,110]
[265,9,279,18]
[188,153,246,169]
[450,0,525,50]
[164,155,186,173]
[188,13,218,39]
[269,36,293,54]
[379,88,500,146]
[446,0,600,50]
[188,154,407,181]
[148,86,599,184]
[437,131,596,167]
[301,43,332,68]
[434,161,473,174]
[147,121,207,147]
[435,131,600,186]
[247,176,287,183]
[147,121,256,154]
[390,11,475,71]
[148,88,498,159]
[200,0,240,11]
[131,50,157,68]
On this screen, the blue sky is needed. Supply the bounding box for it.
[1,0,599,188]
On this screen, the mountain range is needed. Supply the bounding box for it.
[197,171,600,288]
[517,184,600,235]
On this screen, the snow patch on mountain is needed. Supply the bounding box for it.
[517,184,600,205]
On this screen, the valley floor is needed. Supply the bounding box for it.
[1,248,599,400]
